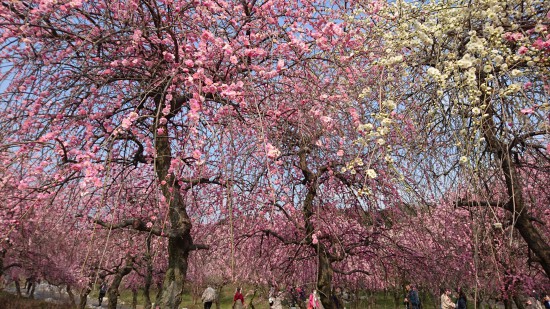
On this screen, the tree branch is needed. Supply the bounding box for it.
[333,269,371,276]
[92,218,169,237]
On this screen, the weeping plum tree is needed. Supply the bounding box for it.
[0,0,390,307]
[360,0,550,284]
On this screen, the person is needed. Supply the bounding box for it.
[441,288,456,309]
[308,290,324,309]
[98,281,107,307]
[456,291,466,309]
[233,287,244,309]
[201,285,217,309]
[331,287,343,309]
[543,294,550,309]
[271,293,284,309]
[25,276,35,295]
[404,284,421,309]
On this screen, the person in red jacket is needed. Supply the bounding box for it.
[233,287,244,309]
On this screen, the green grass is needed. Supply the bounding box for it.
[107,284,272,309]
[114,287,431,309]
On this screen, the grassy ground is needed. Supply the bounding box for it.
[0,291,73,309]
[92,284,272,309]
[5,285,476,309]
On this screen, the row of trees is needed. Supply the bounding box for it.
[0,0,549,308]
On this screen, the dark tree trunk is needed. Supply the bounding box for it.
[66,285,77,308]
[29,282,35,299]
[155,122,194,309]
[15,279,22,297]
[503,299,513,309]
[78,281,92,309]
[155,281,163,304]
[481,98,550,279]
[316,247,334,309]
[214,285,223,309]
[143,236,153,309]
[513,295,526,309]
[132,288,138,309]
[107,257,134,309]
[298,150,337,309]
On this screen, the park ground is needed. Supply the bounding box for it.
[0,281,519,309]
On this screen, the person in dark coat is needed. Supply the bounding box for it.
[456,291,467,309]
[404,284,421,309]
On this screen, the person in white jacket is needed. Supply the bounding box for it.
[201,285,217,309]
[441,289,456,309]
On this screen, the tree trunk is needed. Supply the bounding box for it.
[155,122,193,309]
[15,279,22,297]
[78,281,92,309]
[298,151,336,309]
[215,285,223,309]
[143,236,153,309]
[316,246,334,309]
[29,282,35,299]
[66,285,77,308]
[503,299,513,309]
[155,281,163,304]
[513,295,526,309]
[107,257,134,309]
[132,288,138,309]
[481,99,550,279]
[158,235,191,308]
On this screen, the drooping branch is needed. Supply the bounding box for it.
[455,199,505,208]
[261,229,301,245]
[55,138,77,164]
[180,176,227,190]
[508,131,548,152]
[92,218,165,237]
[333,269,371,276]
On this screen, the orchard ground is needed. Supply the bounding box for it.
[1,281,521,309]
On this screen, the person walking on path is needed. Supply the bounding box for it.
[202,285,217,309]
[441,288,456,309]
[98,281,107,307]
[404,284,421,309]
[543,294,550,309]
[308,290,324,309]
[233,287,244,309]
[456,291,467,309]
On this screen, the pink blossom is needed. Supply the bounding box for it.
[520,108,534,115]
[503,32,523,42]
[121,112,139,129]
[533,38,550,50]
[265,143,281,159]
[163,52,175,62]
[132,29,142,43]
[222,43,233,55]
[337,149,344,157]
[184,59,194,67]
[518,46,528,54]
[312,234,318,244]
[189,99,201,112]
[276,59,285,71]
[192,149,202,160]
